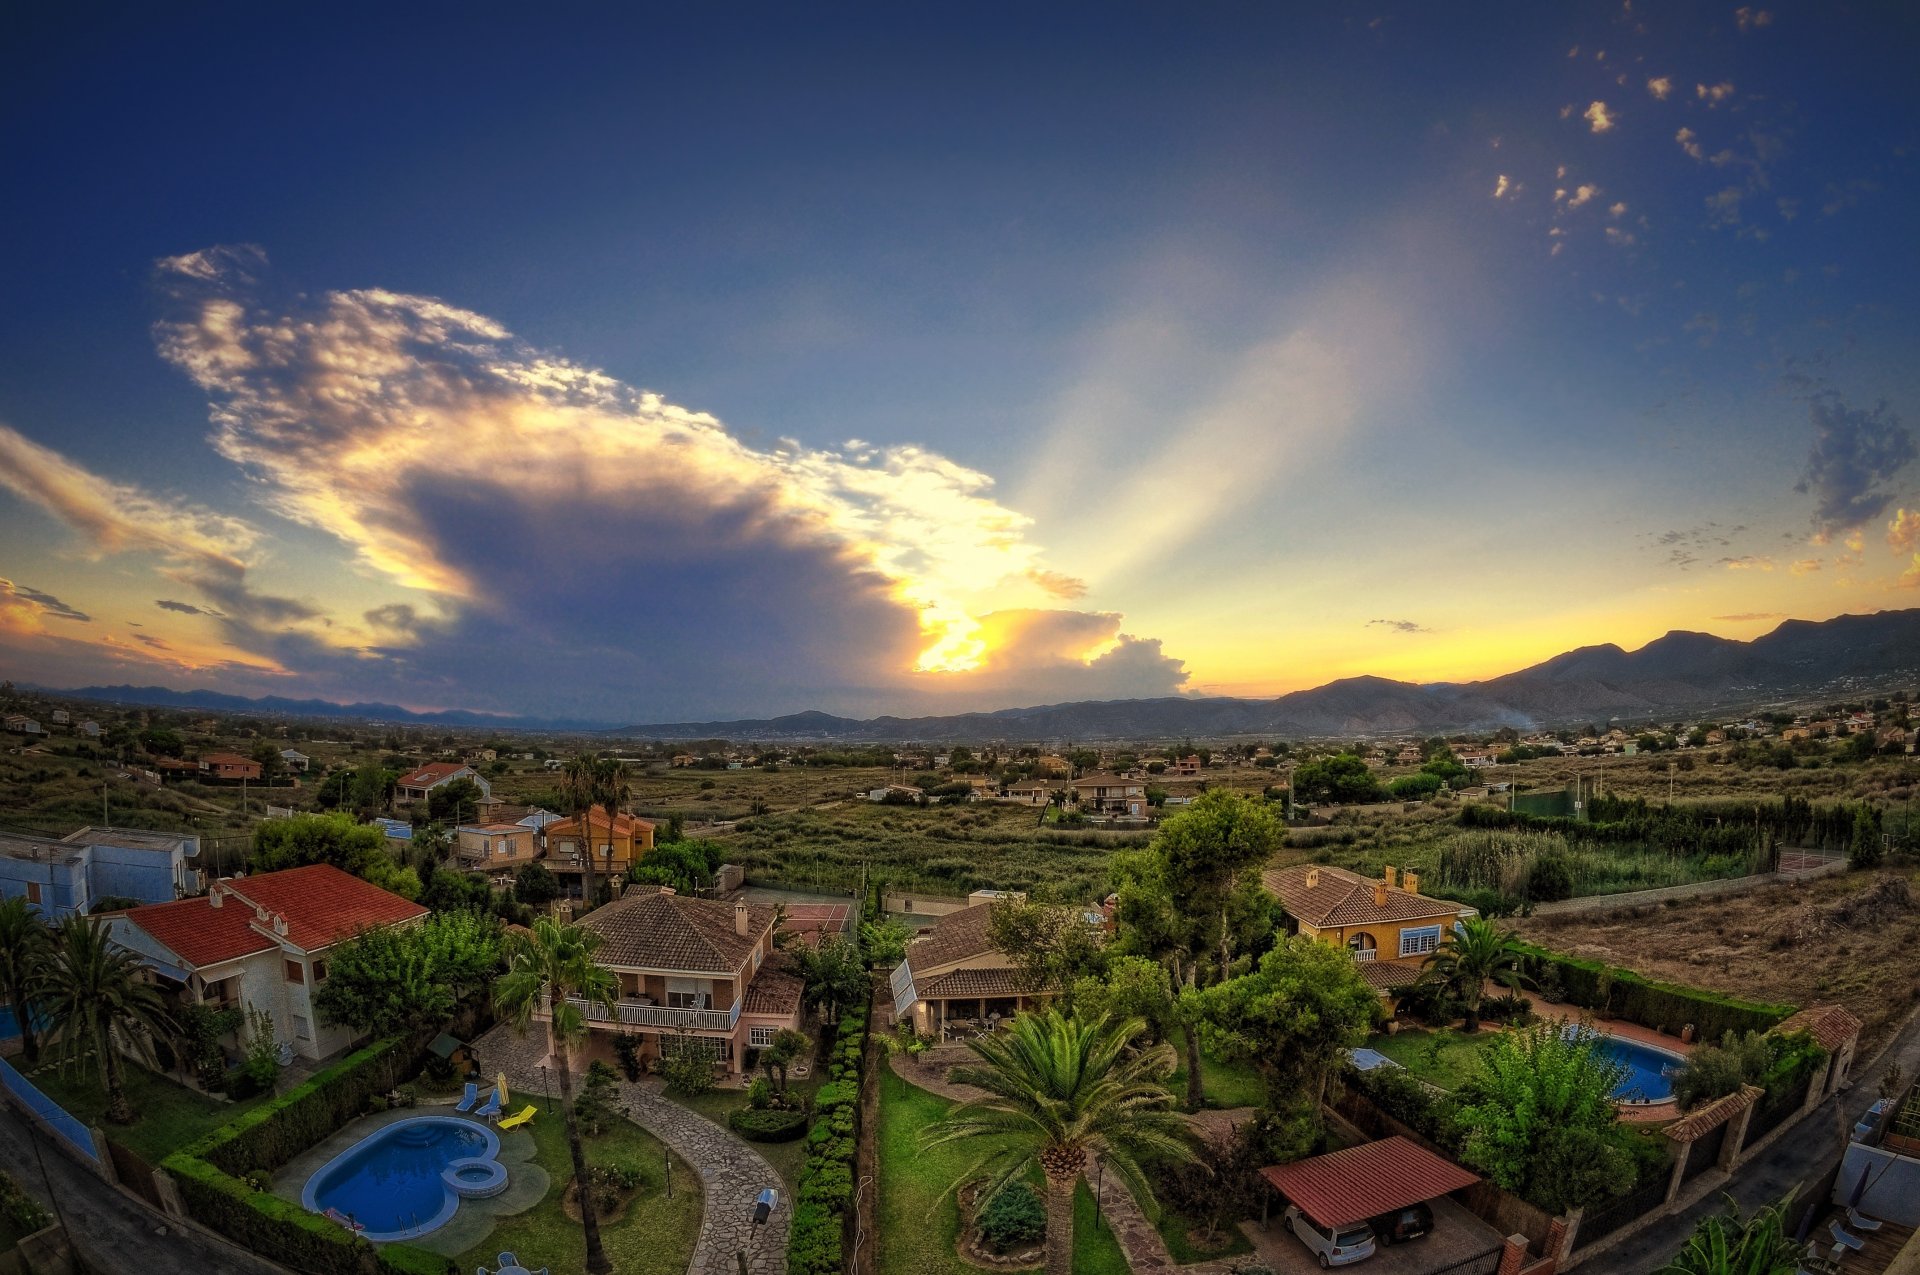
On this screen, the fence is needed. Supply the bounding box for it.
[1682,1119,1729,1182]
[1425,1245,1503,1275]
[1745,1080,1809,1145]
[1573,1174,1669,1251]
[0,1057,97,1163]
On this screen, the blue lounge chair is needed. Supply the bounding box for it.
[475,1090,502,1120]
[1847,1208,1882,1232]
[454,1081,480,1112]
[1830,1221,1866,1253]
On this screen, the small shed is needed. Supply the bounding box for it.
[428,1031,476,1079]
[1260,1135,1480,1228]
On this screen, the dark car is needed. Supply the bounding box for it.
[1369,1202,1434,1245]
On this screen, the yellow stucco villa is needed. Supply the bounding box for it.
[1264,863,1478,999]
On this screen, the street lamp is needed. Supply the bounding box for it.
[540,1063,551,1114]
[1093,1155,1105,1231]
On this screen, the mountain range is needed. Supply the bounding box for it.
[31,608,1920,742]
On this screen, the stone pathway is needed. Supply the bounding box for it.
[477,1024,789,1275]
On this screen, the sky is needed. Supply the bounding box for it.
[1,2,1918,723]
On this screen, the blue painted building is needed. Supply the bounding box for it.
[0,827,199,921]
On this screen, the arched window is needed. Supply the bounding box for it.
[1348,933,1377,961]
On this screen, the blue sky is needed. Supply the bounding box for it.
[1,3,1917,721]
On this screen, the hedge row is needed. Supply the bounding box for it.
[730,1107,810,1142]
[1514,942,1794,1040]
[787,1007,867,1275]
[161,1036,442,1275]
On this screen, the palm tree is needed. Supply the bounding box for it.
[1654,1192,1806,1275]
[923,1010,1195,1275]
[591,756,631,899]
[1418,917,1526,1032]
[41,916,175,1124]
[494,918,619,1275]
[559,753,599,913]
[0,897,52,1065]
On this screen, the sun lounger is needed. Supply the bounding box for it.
[323,1208,364,1233]
[454,1081,480,1112]
[497,1104,537,1131]
[474,1091,503,1120]
[1829,1221,1866,1253]
[1846,1207,1882,1232]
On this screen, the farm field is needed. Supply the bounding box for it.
[1509,864,1920,1051]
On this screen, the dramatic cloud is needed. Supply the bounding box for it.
[1367,619,1432,634]
[1795,393,1916,538]
[1584,101,1615,134]
[1734,8,1772,33]
[0,579,91,625]
[1889,509,1920,554]
[1647,76,1672,100]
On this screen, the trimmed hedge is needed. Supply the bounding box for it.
[730,1107,809,1142]
[161,1036,442,1275]
[1514,942,1794,1040]
[788,1008,868,1275]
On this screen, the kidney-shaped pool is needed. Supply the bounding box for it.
[301,1115,502,1241]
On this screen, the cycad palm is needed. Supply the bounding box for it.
[0,897,52,1065]
[923,1010,1195,1275]
[1654,1192,1806,1275]
[494,918,619,1275]
[42,916,175,1124]
[1420,917,1525,1031]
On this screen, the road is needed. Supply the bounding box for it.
[1583,1010,1920,1274]
[0,1103,289,1275]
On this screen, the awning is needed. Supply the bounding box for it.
[427,1032,466,1059]
[1260,1136,1481,1228]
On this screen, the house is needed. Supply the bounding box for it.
[109,864,428,1060]
[4,715,42,735]
[1265,864,1477,999]
[396,761,493,804]
[467,748,498,763]
[888,901,1079,1039]
[543,810,656,886]
[1169,754,1201,777]
[200,752,263,781]
[455,822,540,872]
[560,886,802,1076]
[279,748,311,772]
[669,754,694,768]
[1004,779,1054,806]
[49,709,70,726]
[867,784,923,803]
[79,720,101,738]
[1033,755,1072,778]
[1071,773,1147,817]
[0,827,201,921]
[152,756,201,777]
[1394,747,1423,765]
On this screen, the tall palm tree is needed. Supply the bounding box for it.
[1418,917,1526,1032]
[0,897,52,1065]
[494,918,619,1275]
[923,1010,1195,1275]
[591,756,631,899]
[1654,1192,1806,1275]
[41,916,175,1124]
[559,753,599,913]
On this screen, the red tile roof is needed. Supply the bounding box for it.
[397,761,475,789]
[1773,1004,1862,1053]
[1265,865,1468,929]
[1664,1085,1762,1144]
[121,864,427,967]
[1259,1136,1480,1228]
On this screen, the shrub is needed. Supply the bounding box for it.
[0,1170,52,1235]
[612,1032,643,1082]
[1672,1030,1774,1111]
[729,1107,809,1142]
[661,1045,717,1098]
[788,1005,869,1275]
[748,1076,774,1110]
[1512,942,1793,1039]
[575,1060,621,1135]
[976,1183,1046,1250]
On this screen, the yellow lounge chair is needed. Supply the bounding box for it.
[497,1104,537,1131]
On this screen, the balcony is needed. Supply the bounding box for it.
[559,994,741,1033]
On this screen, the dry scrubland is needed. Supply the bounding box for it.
[1510,864,1920,1050]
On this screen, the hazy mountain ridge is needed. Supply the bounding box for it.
[29,609,1920,741]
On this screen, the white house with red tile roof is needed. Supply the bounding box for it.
[108,864,428,1061]
[395,761,493,804]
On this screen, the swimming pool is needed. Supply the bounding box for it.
[0,1003,48,1041]
[301,1115,501,1241]
[1583,1031,1686,1104]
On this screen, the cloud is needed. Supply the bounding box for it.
[0,579,91,625]
[1676,128,1704,161]
[1367,619,1432,634]
[1605,227,1637,247]
[1567,183,1601,209]
[1790,558,1822,575]
[1888,509,1920,553]
[1492,174,1516,199]
[156,598,217,616]
[1795,392,1917,538]
[1705,186,1744,228]
[1647,76,1672,100]
[1734,7,1772,32]
[1712,612,1784,622]
[1584,101,1615,134]
[1608,202,1628,218]
[1697,81,1736,105]
[124,246,1186,718]
[131,633,172,650]
[1719,555,1774,571]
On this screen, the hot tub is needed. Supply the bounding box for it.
[443,1156,510,1198]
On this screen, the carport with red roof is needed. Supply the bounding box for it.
[1259,1136,1481,1229]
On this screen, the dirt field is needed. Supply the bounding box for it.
[1511,864,1920,1050]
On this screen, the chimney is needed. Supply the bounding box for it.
[1383,864,1397,889]
[272,912,288,936]
[735,898,749,936]
[1404,870,1421,895]
[1305,868,1320,889]
[1373,881,1389,909]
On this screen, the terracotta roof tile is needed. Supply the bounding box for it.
[1259,1136,1480,1228]
[1265,864,1467,929]
[1773,1004,1862,1053]
[120,894,276,967]
[1357,961,1422,992]
[742,966,803,1017]
[905,904,999,977]
[580,890,773,973]
[1665,1085,1763,1144]
[397,762,475,789]
[122,864,425,966]
[545,810,655,838]
[915,967,1031,1000]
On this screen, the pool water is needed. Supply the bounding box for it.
[301,1116,500,1241]
[1583,1031,1685,1103]
[0,1003,48,1041]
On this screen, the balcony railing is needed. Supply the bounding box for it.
[554,994,741,1033]
[1351,947,1377,962]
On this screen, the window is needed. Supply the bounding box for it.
[666,977,709,1010]
[284,959,305,984]
[311,960,329,983]
[749,1026,776,1047]
[24,882,40,905]
[1399,925,1441,958]
[1347,933,1377,961]
[292,1014,312,1040]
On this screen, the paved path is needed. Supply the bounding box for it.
[1579,1004,1920,1273]
[0,1102,289,1275]
[477,1024,789,1275]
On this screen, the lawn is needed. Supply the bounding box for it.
[1365,1028,1506,1091]
[1164,1028,1266,1110]
[26,1061,270,1163]
[877,1066,1133,1275]
[659,1071,823,1192]
[453,1090,702,1275]
[1156,1202,1255,1263]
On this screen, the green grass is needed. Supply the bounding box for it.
[452,1091,701,1275]
[1364,1027,1505,1090]
[658,1072,823,1193]
[26,1061,270,1163]
[1072,1179,1131,1275]
[1155,1202,1255,1263]
[1164,1029,1266,1109]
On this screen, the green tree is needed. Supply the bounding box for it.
[1654,1192,1807,1275]
[1186,937,1378,1155]
[1849,805,1882,868]
[347,765,397,816]
[315,911,501,1038]
[42,916,176,1124]
[1416,918,1525,1032]
[1672,1031,1775,1111]
[1290,753,1387,804]
[923,1011,1194,1275]
[249,813,418,898]
[494,919,619,1275]
[592,757,632,889]
[560,754,601,912]
[515,861,561,908]
[985,899,1102,993]
[758,1028,811,1096]
[1070,955,1174,1043]
[427,777,484,824]
[857,917,911,969]
[625,839,719,894]
[1452,1023,1635,1212]
[0,896,52,1065]
[790,936,865,1023]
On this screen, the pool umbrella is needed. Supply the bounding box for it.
[496,1072,510,1107]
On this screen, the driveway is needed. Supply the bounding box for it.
[1242,1195,1503,1275]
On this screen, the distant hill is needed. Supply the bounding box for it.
[29,608,1920,742]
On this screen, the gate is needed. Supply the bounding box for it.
[1683,1120,1729,1182]
[107,1141,164,1208]
[1575,1175,1670,1251]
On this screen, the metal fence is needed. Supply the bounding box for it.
[1575,1174,1671,1251]
[1420,1245,1503,1275]
[0,1056,97,1163]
